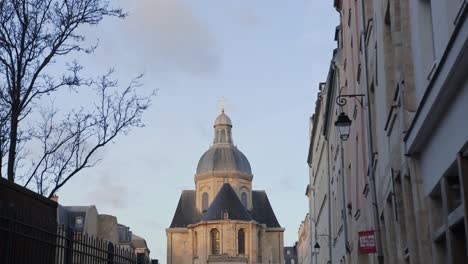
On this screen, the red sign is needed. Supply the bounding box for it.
[358,231,376,254]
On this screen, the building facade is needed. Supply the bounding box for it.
[308,81,332,264]
[307,0,467,263]
[284,245,298,264]
[166,110,284,264]
[297,213,311,264]
[57,204,152,262]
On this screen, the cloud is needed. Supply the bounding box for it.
[279,174,295,192]
[87,173,130,209]
[123,0,221,75]
[234,8,260,29]
[140,219,164,229]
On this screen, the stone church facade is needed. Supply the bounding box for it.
[166,110,284,264]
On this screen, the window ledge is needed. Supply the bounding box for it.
[431,224,445,242]
[448,205,464,228]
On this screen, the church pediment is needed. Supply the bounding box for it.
[201,183,252,222]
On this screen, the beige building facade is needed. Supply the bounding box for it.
[308,81,332,264]
[167,110,284,264]
[308,0,468,264]
[57,205,152,261]
[297,213,311,264]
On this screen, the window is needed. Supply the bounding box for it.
[227,129,232,142]
[428,157,468,263]
[211,229,220,255]
[348,8,352,27]
[202,193,209,212]
[241,192,247,208]
[220,129,226,142]
[238,229,245,255]
[75,216,84,228]
[418,0,436,78]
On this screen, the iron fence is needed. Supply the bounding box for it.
[0,205,137,264]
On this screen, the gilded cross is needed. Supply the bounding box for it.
[220,96,226,113]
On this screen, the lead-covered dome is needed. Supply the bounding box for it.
[196,111,252,175]
[214,112,232,127]
[196,144,251,174]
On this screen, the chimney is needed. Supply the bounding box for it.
[50,194,59,202]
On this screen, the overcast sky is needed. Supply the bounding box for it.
[57,0,338,261]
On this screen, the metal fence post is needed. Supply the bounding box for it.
[3,218,11,264]
[65,228,74,264]
[107,242,115,264]
[3,206,13,264]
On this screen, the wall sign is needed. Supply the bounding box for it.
[358,230,376,254]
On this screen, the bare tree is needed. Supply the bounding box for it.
[0,0,154,197]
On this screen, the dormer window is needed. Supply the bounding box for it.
[75,216,84,228]
[202,192,209,212]
[241,192,248,208]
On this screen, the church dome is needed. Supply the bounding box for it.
[196,111,252,175]
[196,144,252,175]
[214,112,232,127]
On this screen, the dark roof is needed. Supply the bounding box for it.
[251,191,281,227]
[169,191,201,228]
[169,187,281,228]
[202,183,252,222]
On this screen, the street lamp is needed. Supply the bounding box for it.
[313,241,320,264]
[334,112,352,141]
[313,242,320,255]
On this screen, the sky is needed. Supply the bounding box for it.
[56,0,339,261]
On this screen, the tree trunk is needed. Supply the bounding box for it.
[7,109,19,182]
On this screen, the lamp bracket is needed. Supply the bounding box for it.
[336,94,366,109]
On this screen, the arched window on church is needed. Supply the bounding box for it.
[220,129,226,142]
[227,129,232,143]
[211,228,220,255]
[238,229,245,255]
[193,231,198,257]
[241,192,247,208]
[202,192,209,212]
[216,130,221,143]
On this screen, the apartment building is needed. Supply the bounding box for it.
[307,1,467,263]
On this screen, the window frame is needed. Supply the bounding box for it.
[238,228,246,255]
[241,192,248,208]
[210,228,220,255]
[202,192,209,212]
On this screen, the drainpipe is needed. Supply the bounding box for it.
[358,0,384,263]
[339,138,350,256]
[327,139,333,264]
